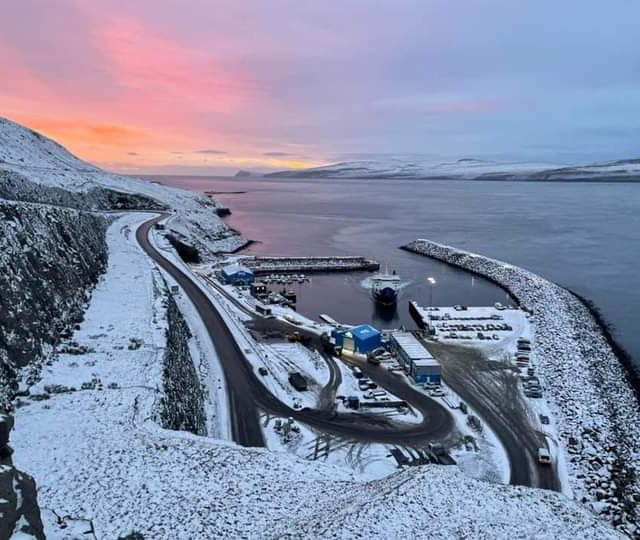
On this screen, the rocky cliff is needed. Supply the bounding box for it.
[0,201,110,539]
[0,201,109,384]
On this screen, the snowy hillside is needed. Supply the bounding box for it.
[0,117,245,255]
[0,118,96,172]
[266,156,640,181]
[12,215,622,539]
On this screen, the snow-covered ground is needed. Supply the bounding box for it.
[8,212,623,538]
[11,213,230,537]
[405,238,640,536]
[414,304,529,349]
[446,394,511,485]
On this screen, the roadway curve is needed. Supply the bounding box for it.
[136,214,455,448]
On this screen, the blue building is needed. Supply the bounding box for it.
[221,264,255,285]
[333,324,381,355]
[391,331,441,384]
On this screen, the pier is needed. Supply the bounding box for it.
[239,255,379,274]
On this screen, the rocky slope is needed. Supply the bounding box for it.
[0,117,241,538]
[0,200,108,539]
[156,295,207,435]
[0,201,109,397]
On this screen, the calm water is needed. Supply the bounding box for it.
[148,175,640,368]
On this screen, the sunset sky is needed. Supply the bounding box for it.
[2,1,639,175]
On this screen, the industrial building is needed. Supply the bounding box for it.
[332,324,381,355]
[221,264,255,285]
[390,331,441,384]
[409,357,441,385]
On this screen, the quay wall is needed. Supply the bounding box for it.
[240,255,379,274]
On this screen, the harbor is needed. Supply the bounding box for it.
[180,236,552,488]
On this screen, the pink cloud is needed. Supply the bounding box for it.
[95,17,254,115]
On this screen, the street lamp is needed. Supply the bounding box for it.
[427,276,436,307]
[427,276,436,334]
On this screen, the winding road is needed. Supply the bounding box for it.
[136,214,455,448]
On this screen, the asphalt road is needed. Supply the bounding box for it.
[423,339,561,491]
[317,352,342,411]
[136,214,456,448]
[137,215,265,446]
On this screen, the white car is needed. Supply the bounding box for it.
[537,447,552,465]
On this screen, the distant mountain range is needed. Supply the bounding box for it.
[263,157,640,181]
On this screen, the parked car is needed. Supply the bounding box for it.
[258,367,268,376]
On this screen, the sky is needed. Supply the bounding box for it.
[1,0,639,175]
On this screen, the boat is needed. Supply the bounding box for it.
[371,268,401,307]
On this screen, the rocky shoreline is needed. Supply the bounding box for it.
[402,239,640,537]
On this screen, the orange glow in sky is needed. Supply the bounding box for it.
[0,8,322,175]
[4,1,635,172]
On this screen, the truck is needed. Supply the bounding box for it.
[255,303,272,316]
[346,396,360,410]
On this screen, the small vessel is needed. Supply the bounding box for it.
[371,268,401,307]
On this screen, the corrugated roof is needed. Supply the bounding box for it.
[413,357,439,367]
[351,324,380,340]
[222,264,254,276]
[392,332,434,360]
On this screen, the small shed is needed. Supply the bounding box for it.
[410,358,441,384]
[221,264,255,285]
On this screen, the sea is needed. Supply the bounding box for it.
[147,175,640,371]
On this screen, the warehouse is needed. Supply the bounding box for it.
[390,331,441,384]
[221,264,255,285]
[332,324,381,355]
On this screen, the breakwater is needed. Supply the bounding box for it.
[403,238,640,537]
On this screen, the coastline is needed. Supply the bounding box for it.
[567,289,640,401]
[402,238,640,536]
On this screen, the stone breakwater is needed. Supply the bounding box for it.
[403,239,640,537]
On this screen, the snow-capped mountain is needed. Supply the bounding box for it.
[266,156,640,181]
